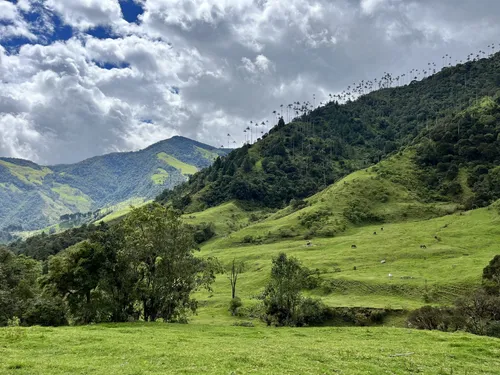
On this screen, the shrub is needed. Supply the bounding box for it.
[21,296,68,327]
[229,297,243,316]
[407,306,455,331]
[192,222,216,244]
[242,235,255,244]
[290,199,308,210]
[295,298,331,326]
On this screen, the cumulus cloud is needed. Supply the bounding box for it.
[45,0,125,30]
[0,0,499,164]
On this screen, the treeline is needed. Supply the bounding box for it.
[0,204,219,326]
[8,223,103,261]
[408,255,500,338]
[416,95,500,208]
[157,53,500,211]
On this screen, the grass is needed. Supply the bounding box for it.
[195,146,221,162]
[151,168,169,185]
[157,152,198,176]
[186,153,499,312]
[182,201,272,236]
[193,205,499,313]
[1,324,499,375]
[97,198,150,223]
[0,160,52,185]
[50,183,93,212]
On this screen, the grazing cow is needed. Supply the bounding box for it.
[388,273,393,278]
[373,231,377,235]
[306,241,312,247]
[351,245,357,249]
[420,244,427,249]
[381,227,384,231]
[380,259,386,264]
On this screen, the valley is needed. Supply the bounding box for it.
[2,45,500,375]
[0,136,227,235]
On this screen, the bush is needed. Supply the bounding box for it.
[192,222,216,244]
[229,297,243,316]
[242,235,255,244]
[290,199,308,210]
[21,296,68,327]
[407,306,455,331]
[295,298,332,326]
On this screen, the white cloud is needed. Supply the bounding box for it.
[45,0,125,30]
[0,0,37,41]
[1,0,500,164]
[361,0,389,15]
[0,113,43,161]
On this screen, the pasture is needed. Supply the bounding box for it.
[1,324,499,375]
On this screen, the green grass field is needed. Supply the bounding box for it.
[157,152,198,176]
[1,324,499,375]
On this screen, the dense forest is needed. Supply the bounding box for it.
[158,53,500,211]
[416,96,500,208]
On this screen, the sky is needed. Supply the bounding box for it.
[0,0,500,164]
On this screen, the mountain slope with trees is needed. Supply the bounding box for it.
[157,52,500,212]
[0,136,227,232]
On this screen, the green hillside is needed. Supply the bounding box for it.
[184,154,498,317]
[0,136,227,232]
[158,52,500,212]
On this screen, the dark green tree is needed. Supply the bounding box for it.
[483,254,500,294]
[121,203,217,322]
[262,253,306,326]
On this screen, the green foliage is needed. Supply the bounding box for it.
[262,253,328,326]
[482,254,500,294]
[120,203,204,322]
[9,223,105,260]
[228,297,242,316]
[190,222,216,244]
[416,97,500,207]
[0,248,40,326]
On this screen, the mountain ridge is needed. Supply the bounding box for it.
[0,136,228,232]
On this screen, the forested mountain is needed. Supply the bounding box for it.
[0,136,227,231]
[157,53,500,212]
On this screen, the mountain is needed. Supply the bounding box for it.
[157,52,500,212]
[0,136,227,231]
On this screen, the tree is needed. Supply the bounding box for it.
[483,254,500,294]
[121,203,216,322]
[0,247,40,326]
[227,258,245,300]
[42,241,107,324]
[262,253,306,326]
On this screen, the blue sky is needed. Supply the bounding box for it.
[1,0,500,164]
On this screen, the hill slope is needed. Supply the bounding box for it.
[158,52,500,212]
[0,136,227,231]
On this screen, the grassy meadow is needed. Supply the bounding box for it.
[1,324,499,375]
